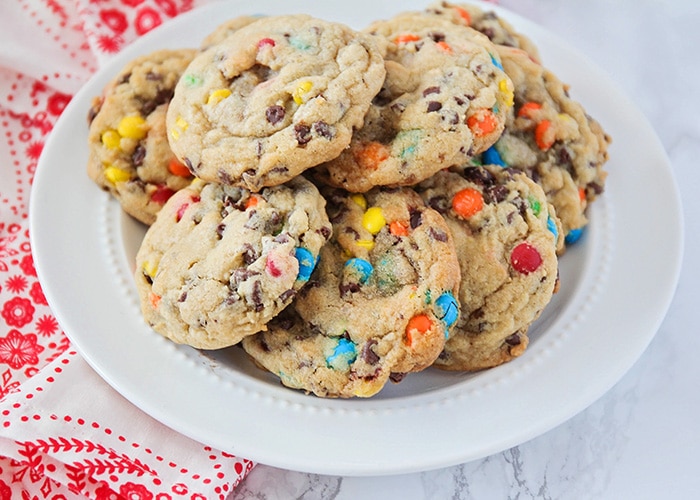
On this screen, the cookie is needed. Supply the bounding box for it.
[166,14,386,191]
[87,49,198,225]
[314,13,514,193]
[134,176,332,350]
[424,1,542,63]
[199,15,261,49]
[476,46,610,244]
[243,187,461,397]
[416,166,561,371]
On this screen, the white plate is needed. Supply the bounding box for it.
[30,0,683,476]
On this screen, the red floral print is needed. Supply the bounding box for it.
[134,7,162,35]
[35,314,59,336]
[0,479,11,500]
[46,92,72,116]
[19,254,36,278]
[0,329,44,369]
[100,8,129,34]
[120,482,154,500]
[96,34,124,53]
[29,282,48,306]
[5,275,28,294]
[95,483,121,500]
[2,297,35,328]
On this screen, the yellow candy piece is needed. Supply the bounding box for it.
[499,79,514,107]
[170,116,189,141]
[104,165,131,184]
[207,88,231,105]
[142,260,159,279]
[117,115,147,140]
[362,207,386,235]
[101,129,121,149]
[292,81,313,105]
[350,194,367,210]
[356,239,375,251]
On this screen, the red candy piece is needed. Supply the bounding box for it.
[510,242,542,274]
[175,195,200,222]
[257,38,276,49]
[266,257,283,277]
[150,185,175,205]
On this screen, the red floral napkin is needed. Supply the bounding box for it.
[0,0,254,497]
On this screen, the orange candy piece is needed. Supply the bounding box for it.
[452,188,484,218]
[245,195,260,210]
[435,41,452,53]
[405,314,433,346]
[149,292,161,309]
[355,141,390,170]
[467,110,498,137]
[517,101,542,118]
[168,158,191,177]
[454,6,472,25]
[534,119,554,150]
[389,220,409,237]
[395,33,421,44]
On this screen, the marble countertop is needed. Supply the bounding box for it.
[231,1,699,498]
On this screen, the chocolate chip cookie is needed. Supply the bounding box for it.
[243,187,461,397]
[315,13,514,192]
[87,49,197,225]
[134,176,332,349]
[166,14,386,191]
[416,165,561,371]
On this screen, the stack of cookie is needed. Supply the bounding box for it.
[86,2,610,398]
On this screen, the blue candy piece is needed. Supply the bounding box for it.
[326,337,357,370]
[482,145,506,167]
[344,257,373,283]
[565,226,585,245]
[435,291,459,331]
[547,216,559,241]
[294,247,316,281]
[490,53,504,71]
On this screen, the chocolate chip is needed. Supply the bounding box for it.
[232,268,260,285]
[427,195,449,214]
[218,169,233,185]
[313,121,333,139]
[216,223,226,239]
[428,31,445,42]
[428,227,448,242]
[251,281,264,312]
[461,166,495,187]
[278,289,296,303]
[422,86,441,97]
[132,145,146,167]
[339,282,361,297]
[389,372,406,383]
[294,124,312,145]
[484,184,508,204]
[318,226,332,240]
[117,73,131,85]
[504,333,521,346]
[409,207,423,229]
[427,101,442,113]
[360,339,380,365]
[241,243,258,265]
[266,105,285,124]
